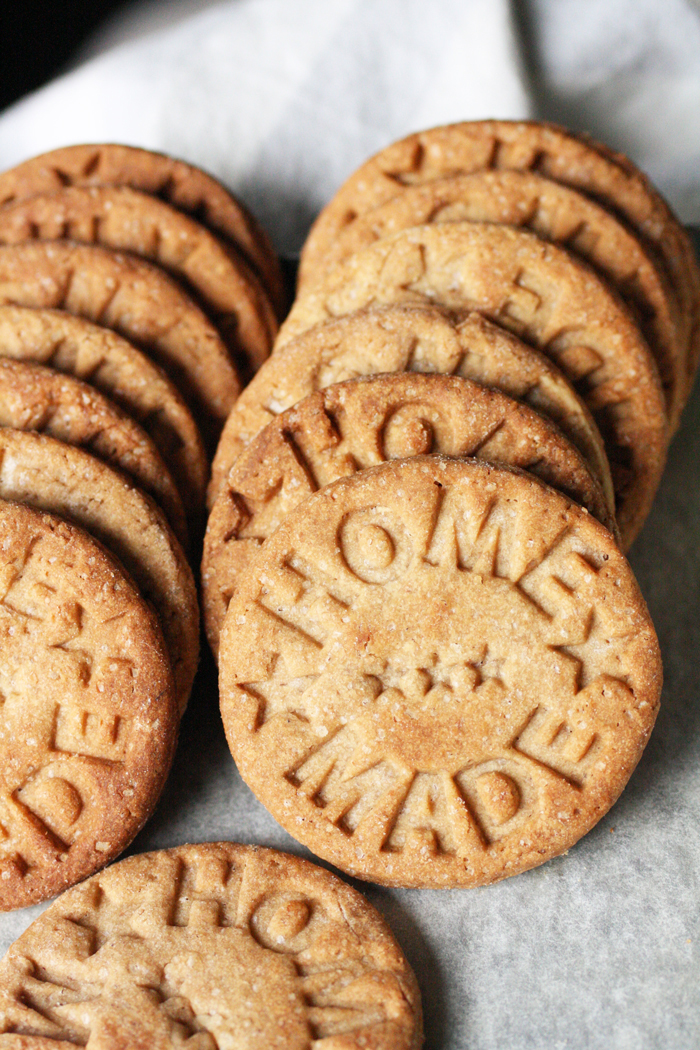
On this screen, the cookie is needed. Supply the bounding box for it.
[0,842,423,1047]
[0,358,188,548]
[298,120,697,368]
[0,499,177,909]
[219,456,662,888]
[310,170,685,428]
[0,185,277,381]
[203,372,616,660]
[0,242,241,446]
[0,428,199,716]
[0,305,208,517]
[210,303,614,517]
[0,142,286,319]
[281,223,668,547]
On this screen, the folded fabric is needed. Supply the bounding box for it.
[0,0,697,252]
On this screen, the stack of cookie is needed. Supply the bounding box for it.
[210,120,689,889]
[0,145,284,908]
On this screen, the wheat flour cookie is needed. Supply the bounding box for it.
[0,242,240,446]
[0,142,286,319]
[0,500,177,909]
[0,305,208,517]
[219,457,662,888]
[298,121,697,366]
[0,842,423,1048]
[210,303,613,516]
[0,428,198,716]
[0,186,277,380]
[0,358,188,548]
[203,372,616,660]
[582,133,700,387]
[282,223,667,547]
[312,170,684,428]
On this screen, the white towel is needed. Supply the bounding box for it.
[1,0,699,250]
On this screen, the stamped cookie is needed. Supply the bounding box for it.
[0,359,188,548]
[0,142,286,318]
[0,186,277,380]
[282,224,667,546]
[0,428,198,716]
[298,121,697,362]
[203,372,616,659]
[210,303,613,516]
[219,457,662,888]
[0,242,241,446]
[0,842,423,1047]
[311,170,685,428]
[0,500,177,909]
[0,305,208,516]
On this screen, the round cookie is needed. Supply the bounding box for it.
[281,223,668,547]
[0,842,423,1048]
[0,306,208,517]
[0,500,177,909]
[219,457,662,888]
[298,120,697,363]
[310,170,685,428]
[0,358,188,548]
[0,428,198,716]
[0,186,277,380]
[203,372,616,660]
[0,142,286,319]
[210,303,614,516]
[0,242,240,446]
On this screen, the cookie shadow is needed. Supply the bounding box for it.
[612,297,700,808]
[127,644,235,853]
[364,886,450,1050]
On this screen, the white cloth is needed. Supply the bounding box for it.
[0,0,531,252]
[2,0,700,251]
[2,0,699,250]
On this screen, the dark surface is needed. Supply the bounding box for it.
[0,0,129,113]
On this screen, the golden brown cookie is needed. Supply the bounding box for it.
[0,842,423,1047]
[0,358,188,548]
[0,185,277,381]
[0,142,286,319]
[311,170,684,428]
[282,223,667,547]
[0,305,208,517]
[219,456,662,888]
[0,241,240,447]
[583,134,700,389]
[0,428,198,716]
[298,120,697,374]
[210,303,614,517]
[0,499,177,910]
[203,372,616,660]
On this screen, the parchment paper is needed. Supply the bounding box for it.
[0,240,699,1049]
